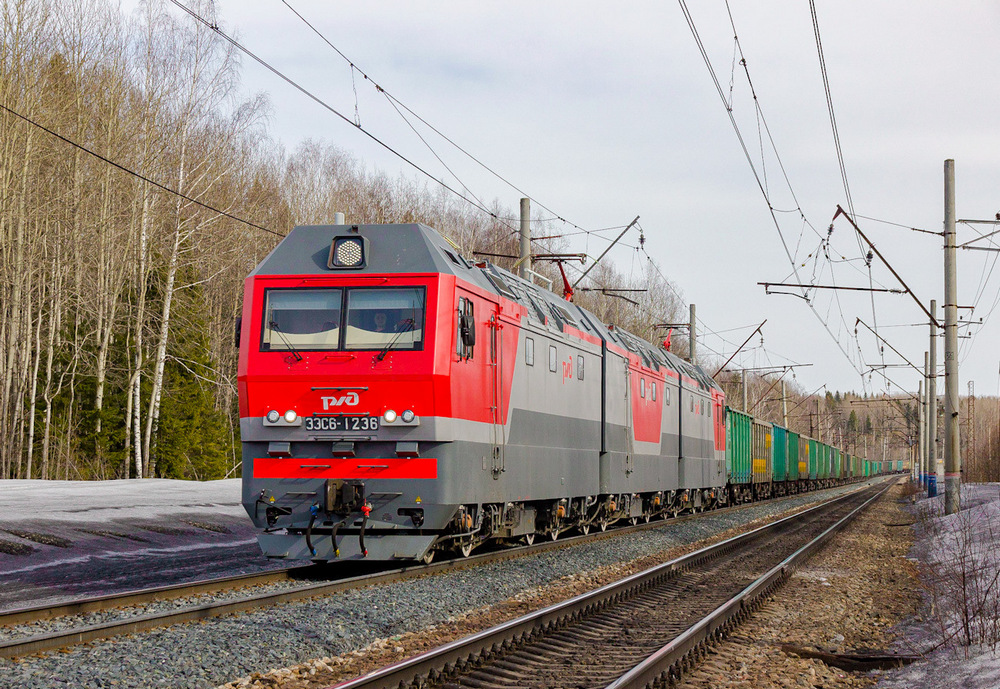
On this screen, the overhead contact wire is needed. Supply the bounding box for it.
[169,0,517,234]
[678,0,865,381]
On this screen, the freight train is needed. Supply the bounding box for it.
[237,222,887,563]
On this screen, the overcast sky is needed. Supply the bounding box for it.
[166,1,1000,397]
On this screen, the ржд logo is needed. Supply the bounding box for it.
[321,392,359,410]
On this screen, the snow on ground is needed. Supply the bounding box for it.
[879,483,1000,689]
[0,479,286,609]
[0,478,245,523]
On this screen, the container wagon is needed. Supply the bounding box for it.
[771,423,788,493]
[726,408,753,503]
[752,418,773,499]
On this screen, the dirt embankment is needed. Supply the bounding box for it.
[674,482,921,689]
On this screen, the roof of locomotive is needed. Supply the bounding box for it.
[249,223,476,278]
[252,222,721,394]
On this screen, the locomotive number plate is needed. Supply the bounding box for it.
[304,416,380,432]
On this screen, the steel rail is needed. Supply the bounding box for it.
[0,480,877,659]
[0,565,315,627]
[325,478,892,689]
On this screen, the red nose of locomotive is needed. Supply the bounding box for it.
[237,224,456,561]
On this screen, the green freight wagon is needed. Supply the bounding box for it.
[806,437,818,480]
[832,448,842,480]
[726,407,753,487]
[852,453,862,478]
[844,452,852,478]
[818,442,830,481]
[798,436,809,483]
[787,431,800,482]
[772,424,788,483]
[896,459,903,472]
[864,459,871,477]
[752,418,772,490]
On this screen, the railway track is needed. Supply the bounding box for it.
[0,479,882,660]
[329,479,893,689]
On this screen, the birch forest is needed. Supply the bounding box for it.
[0,0,690,481]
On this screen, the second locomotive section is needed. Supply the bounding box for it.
[238,223,725,563]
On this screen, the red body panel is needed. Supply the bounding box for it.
[239,273,449,423]
[239,272,525,427]
[447,282,523,425]
[630,365,664,443]
[253,457,438,479]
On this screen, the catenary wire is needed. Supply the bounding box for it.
[169,0,520,236]
[277,0,599,238]
[678,0,867,386]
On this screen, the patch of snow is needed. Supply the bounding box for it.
[0,479,281,609]
[0,478,244,524]
[879,482,1000,689]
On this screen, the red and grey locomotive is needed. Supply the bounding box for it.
[238,222,726,562]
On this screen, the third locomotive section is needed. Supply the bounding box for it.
[238,222,727,564]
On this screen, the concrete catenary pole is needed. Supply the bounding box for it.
[917,379,924,484]
[816,397,822,442]
[742,369,748,412]
[782,380,788,427]
[689,304,696,363]
[944,159,961,514]
[929,302,938,497]
[923,351,931,489]
[519,198,531,280]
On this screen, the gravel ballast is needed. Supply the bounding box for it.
[1,480,882,689]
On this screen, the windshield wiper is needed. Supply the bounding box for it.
[269,321,303,361]
[376,318,414,361]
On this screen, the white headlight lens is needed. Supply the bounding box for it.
[283,409,298,423]
[401,409,415,423]
[384,409,397,423]
[266,410,280,423]
[335,238,363,266]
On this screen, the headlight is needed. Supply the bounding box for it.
[266,410,280,423]
[283,410,298,423]
[384,409,397,423]
[401,409,415,423]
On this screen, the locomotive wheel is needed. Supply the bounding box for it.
[580,523,591,535]
[458,541,474,558]
[629,517,639,526]
[522,533,536,546]
[420,549,435,565]
[598,519,610,532]
[643,513,651,523]
[548,529,559,541]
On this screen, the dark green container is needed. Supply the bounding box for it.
[771,424,788,482]
[787,431,800,482]
[726,407,752,485]
[807,437,818,480]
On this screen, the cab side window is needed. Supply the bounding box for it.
[457,297,475,360]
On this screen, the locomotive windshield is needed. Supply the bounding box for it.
[344,287,424,350]
[261,287,424,352]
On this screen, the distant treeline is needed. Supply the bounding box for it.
[0,0,685,481]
